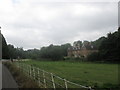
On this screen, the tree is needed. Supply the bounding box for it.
[39,43,71,60]
[7,44,15,59]
[73,41,82,48]
[91,37,106,49]
[2,35,9,59]
[61,43,71,56]
[87,28,119,62]
[99,28,119,62]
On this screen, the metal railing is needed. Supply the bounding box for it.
[14,62,92,89]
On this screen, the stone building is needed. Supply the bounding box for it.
[67,41,98,58]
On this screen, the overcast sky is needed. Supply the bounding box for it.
[0,0,119,50]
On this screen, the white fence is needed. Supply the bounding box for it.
[14,62,92,89]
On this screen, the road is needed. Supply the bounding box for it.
[0,61,18,89]
[0,61,2,90]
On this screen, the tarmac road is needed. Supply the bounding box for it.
[0,60,18,89]
[0,61,2,90]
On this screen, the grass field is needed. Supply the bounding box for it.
[20,59,119,88]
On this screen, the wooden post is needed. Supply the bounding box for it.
[18,62,20,70]
[29,65,32,77]
[22,64,24,72]
[43,70,46,88]
[64,79,68,90]
[22,64,23,71]
[19,63,21,71]
[17,62,20,71]
[31,65,33,78]
[51,73,55,89]
[27,65,29,76]
[20,63,22,71]
[33,66,35,80]
[38,68,41,86]
[88,86,92,90]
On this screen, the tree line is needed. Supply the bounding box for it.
[87,27,120,62]
[2,27,120,62]
[2,35,71,60]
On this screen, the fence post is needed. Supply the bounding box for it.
[88,86,92,90]
[19,63,21,71]
[64,79,68,90]
[33,66,35,80]
[22,64,24,72]
[27,65,29,76]
[18,62,20,70]
[29,65,32,77]
[38,68,41,86]
[21,63,23,72]
[43,70,46,88]
[51,73,55,89]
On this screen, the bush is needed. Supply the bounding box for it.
[87,52,101,61]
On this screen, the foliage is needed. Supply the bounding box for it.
[91,37,106,50]
[98,28,119,62]
[2,27,119,62]
[25,49,40,59]
[87,52,101,61]
[87,27,119,62]
[7,45,26,59]
[40,44,71,60]
[73,40,82,48]
[73,38,105,50]
[2,34,9,59]
[3,42,71,60]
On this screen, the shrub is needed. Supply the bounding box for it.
[87,52,101,61]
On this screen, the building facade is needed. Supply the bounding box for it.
[68,41,98,58]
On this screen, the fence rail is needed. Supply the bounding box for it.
[14,62,92,89]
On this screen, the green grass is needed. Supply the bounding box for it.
[19,59,119,88]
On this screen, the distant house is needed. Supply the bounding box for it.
[67,41,98,58]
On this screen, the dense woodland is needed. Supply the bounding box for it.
[2,27,120,62]
[87,27,120,62]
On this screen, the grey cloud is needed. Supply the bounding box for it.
[1,1,118,49]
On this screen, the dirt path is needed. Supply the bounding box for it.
[2,61,18,89]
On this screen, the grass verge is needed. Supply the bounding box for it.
[3,61,40,88]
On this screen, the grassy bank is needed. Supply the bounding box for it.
[19,59,119,88]
[3,62,39,88]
